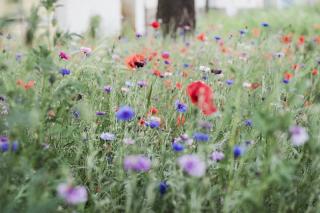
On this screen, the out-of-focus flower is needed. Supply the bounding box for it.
[244,119,253,127]
[211,151,224,162]
[12,141,19,152]
[289,125,309,146]
[125,54,146,70]
[116,106,135,121]
[57,183,88,205]
[123,138,135,145]
[150,21,160,29]
[104,85,112,94]
[59,68,71,76]
[172,142,184,152]
[0,136,9,152]
[261,22,269,27]
[96,111,106,116]
[175,100,188,113]
[17,80,35,90]
[233,145,244,158]
[124,155,151,172]
[193,132,209,142]
[159,181,169,195]
[100,132,115,141]
[177,154,206,177]
[197,33,207,42]
[80,47,92,56]
[59,51,70,60]
[187,81,217,116]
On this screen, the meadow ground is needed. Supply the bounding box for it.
[1,6,320,213]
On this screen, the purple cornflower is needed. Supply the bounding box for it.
[226,79,234,85]
[15,53,23,62]
[177,154,206,177]
[175,100,188,113]
[198,121,213,130]
[96,111,106,116]
[100,132,115,141]
[116,106,135,121]
[137,80,148,88]
[0,136,9,152]
[244,119,253,127]
[172,142,184,152]
[193,132,209,142]
[289,125,309,146]
[159,181,169,195]
[59,68,71,76]
[261,22,269,27]
[148,120,160,129]
[57,183,88,205]
[124,155,151,172]
[104,85,112,94]
[211,151,225,162]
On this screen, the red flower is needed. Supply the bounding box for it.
[197,33,207,42]
[284,72,294,80]
[176,82,182,90]
[186,81,217,116]
[281,35,292,44]
[125,54,146,70]
[17,79,35,90]
[298,35,305,45]
[150,21,160,30]
[312,69,318,76]
[149,107,158,115]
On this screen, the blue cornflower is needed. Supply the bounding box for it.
[0,136,9,152]
[233,145,244,158]
[116,106,135,121]
[226,79,234,86]
[244,119,253,127]
[149,120,160,129]
[172,143,184,152]
[72,110,80,119]
[261,22,269,27]
[159,181,169,195]
[59,68,71,76]
[283,79,289,84]
[104,85,112,94]
[183,63,189,68]
[193,132,209,142]
[12,141,19,152]
[175,100,188,113]
[214,35,221,41]
[240,29,247,36]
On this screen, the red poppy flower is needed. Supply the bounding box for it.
[17,79,35,90]
[152,70,162,77]
[186,81,217,116]
[281,35,292,44]
[312,69,318,76]
[298,35,305,45]
[150,21,160,30]
[125,54,146,70]
[176,82,182,90]
[197,33,207,42]
[284,72,294,80]
[149,107,158,115]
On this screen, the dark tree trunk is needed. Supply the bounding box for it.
[205,0,210,13]
[156,0,195,36]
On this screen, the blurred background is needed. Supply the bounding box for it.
[0,0,319,40]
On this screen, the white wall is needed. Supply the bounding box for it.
[56,0,121,36]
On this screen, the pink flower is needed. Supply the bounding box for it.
[57,183,87,205]
[289,125,309,146]
[59,51,70,60]
[80,47,92,56]
[124,155,151,172]
[178,154,206,177]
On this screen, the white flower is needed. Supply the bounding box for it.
[100,132,115,141]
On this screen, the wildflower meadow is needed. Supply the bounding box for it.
[1,4,320,213]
